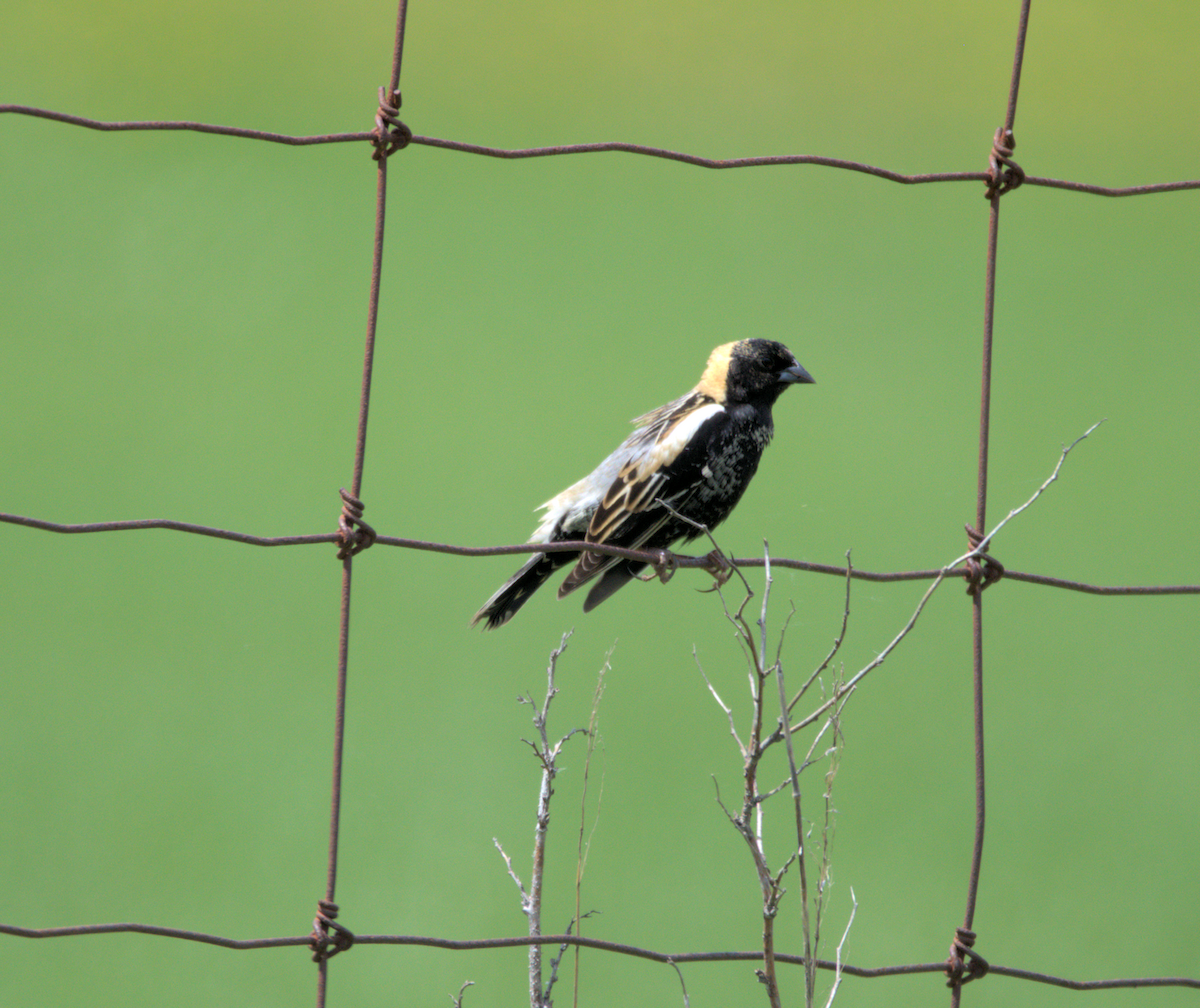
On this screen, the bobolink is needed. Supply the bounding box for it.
[471,339,814,629]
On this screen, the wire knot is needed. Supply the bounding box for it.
[944,927,989,987]
[985,127,1024,199]
[309,899,355,962]
[963,524,1004,596]
[337,488,377,559]
[372,86,412,161]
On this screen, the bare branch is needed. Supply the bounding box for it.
[960,420,1105,561]
[822,891,858,1008]
[493,839,528,905]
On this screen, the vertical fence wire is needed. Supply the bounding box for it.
[314,3,410,1005]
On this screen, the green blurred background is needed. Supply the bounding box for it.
[3,1,1198,1005]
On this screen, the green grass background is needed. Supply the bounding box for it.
[3,1,1198,1005]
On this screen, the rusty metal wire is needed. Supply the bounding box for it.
[3,921,1197,990]
[3,0,1199,1003]
[3,511,1199,596]
[4,106,1199,196]
[313,6,411,1003]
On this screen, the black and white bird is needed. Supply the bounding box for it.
[471,339,814,629]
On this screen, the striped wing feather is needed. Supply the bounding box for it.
[557,395,724,598]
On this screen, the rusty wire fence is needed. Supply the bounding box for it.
[3,0,1199,1005]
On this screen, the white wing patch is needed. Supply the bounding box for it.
[555,401,725,595]
[591,401,724,543]
[527,398,724,546]
[628,402,724,485]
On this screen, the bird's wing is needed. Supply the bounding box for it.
[557,397,724,597]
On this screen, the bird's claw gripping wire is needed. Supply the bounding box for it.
[639,550,679,585]
[697,548,734,592]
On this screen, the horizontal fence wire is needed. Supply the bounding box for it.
[2,512,1199,596]
[2,921,1196,991]
[2,0,1197,1004]
[4,104,1200,196]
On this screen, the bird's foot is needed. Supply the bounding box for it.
[697,548,733,592]
[639,550,678,585]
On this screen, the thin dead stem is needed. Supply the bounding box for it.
[508,633,586,1008]
[572,648,611,1008]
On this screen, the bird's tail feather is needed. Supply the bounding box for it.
[470,552,570,630]
[581,560,648,612]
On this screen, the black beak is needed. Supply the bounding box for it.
[780,362,816,385]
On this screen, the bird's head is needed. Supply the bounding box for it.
[697,339,815,406]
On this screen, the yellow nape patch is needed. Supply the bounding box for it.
[694,341,738,402]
